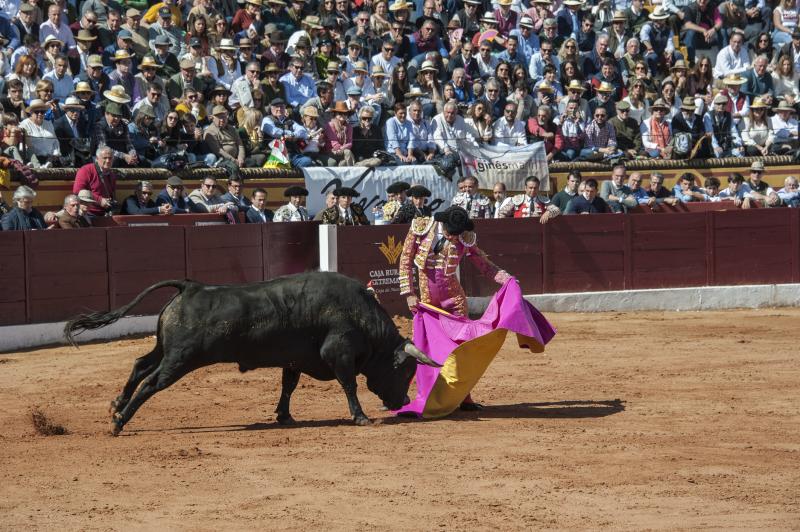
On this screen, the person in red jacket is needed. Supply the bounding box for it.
[72,146,119,217]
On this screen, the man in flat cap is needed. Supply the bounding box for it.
[274,185,311,221]
[320,187,370,225]
[391,185,432,224]
[166,57,204,105]
[148,6,182,56]
[204,105,247,167]
[156,175,195,214]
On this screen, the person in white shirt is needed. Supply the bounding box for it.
[431,101,474,177]
[20,99,61,166]
[229,61,260,109]
[492,102,527,146]
[492,182,513,218]
[42,55,72,102]
[273,186,311,222]
[370,39,401,77]
[713,31,751,79]
[776,176,800,207]
[39,4,76,51]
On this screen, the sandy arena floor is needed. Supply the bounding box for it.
[0,309,798,530]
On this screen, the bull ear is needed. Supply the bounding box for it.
[403,342,442,367]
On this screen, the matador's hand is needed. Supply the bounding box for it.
[494,271,512,284]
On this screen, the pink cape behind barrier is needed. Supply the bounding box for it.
[395,278,556,419]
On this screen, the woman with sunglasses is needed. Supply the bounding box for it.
[19,99,61,167]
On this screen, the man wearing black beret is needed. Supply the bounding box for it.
[273,185,311,221]
[391,185,432,224]
[320,187,370,225]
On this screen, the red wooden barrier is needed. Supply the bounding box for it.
[107,226,187,314]
[543,214,626,293]
[185,224,263,285]
[460,218,544,297]
[712,209,796,286]
[94,213,230,227]
[0,232,26,324]
[263,221,320,279]
[335,224,411,317]
[628,212,708,289]
[25,228,109,323]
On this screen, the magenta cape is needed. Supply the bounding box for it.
[396,278,556,418]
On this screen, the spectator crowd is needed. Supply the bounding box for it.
[0,0,796,175]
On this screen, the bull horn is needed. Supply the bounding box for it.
[404,342,442,367]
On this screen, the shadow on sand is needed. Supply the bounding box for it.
[122,399,625,435]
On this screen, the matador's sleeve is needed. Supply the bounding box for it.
[398,225,420,296]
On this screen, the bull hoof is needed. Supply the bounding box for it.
[109,399,119,415]
[276,413,296,426]
[109,413,123,436]
[354,415,372,426]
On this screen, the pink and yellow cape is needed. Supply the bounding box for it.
[396,278,556,419]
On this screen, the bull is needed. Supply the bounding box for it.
[64,272,439,436]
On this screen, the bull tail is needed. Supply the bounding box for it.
[64,280,189,347]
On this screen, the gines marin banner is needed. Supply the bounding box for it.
[458,140,550,192]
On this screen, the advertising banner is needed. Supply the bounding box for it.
[458,140,550,191]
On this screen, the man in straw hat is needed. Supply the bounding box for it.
[587,80,617,120]
[606,10,631,59]
[556,0,585,38]
[640,98,673,159]
[703,93,743,157]
[107,49,136,98]
[53,96,91,166]
[718,72,749,124]
[640,6,681,77]
[770,100,799,154]
[274,185,311,222]
[670,96,711,159]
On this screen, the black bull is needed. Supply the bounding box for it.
[64,272,439,435]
